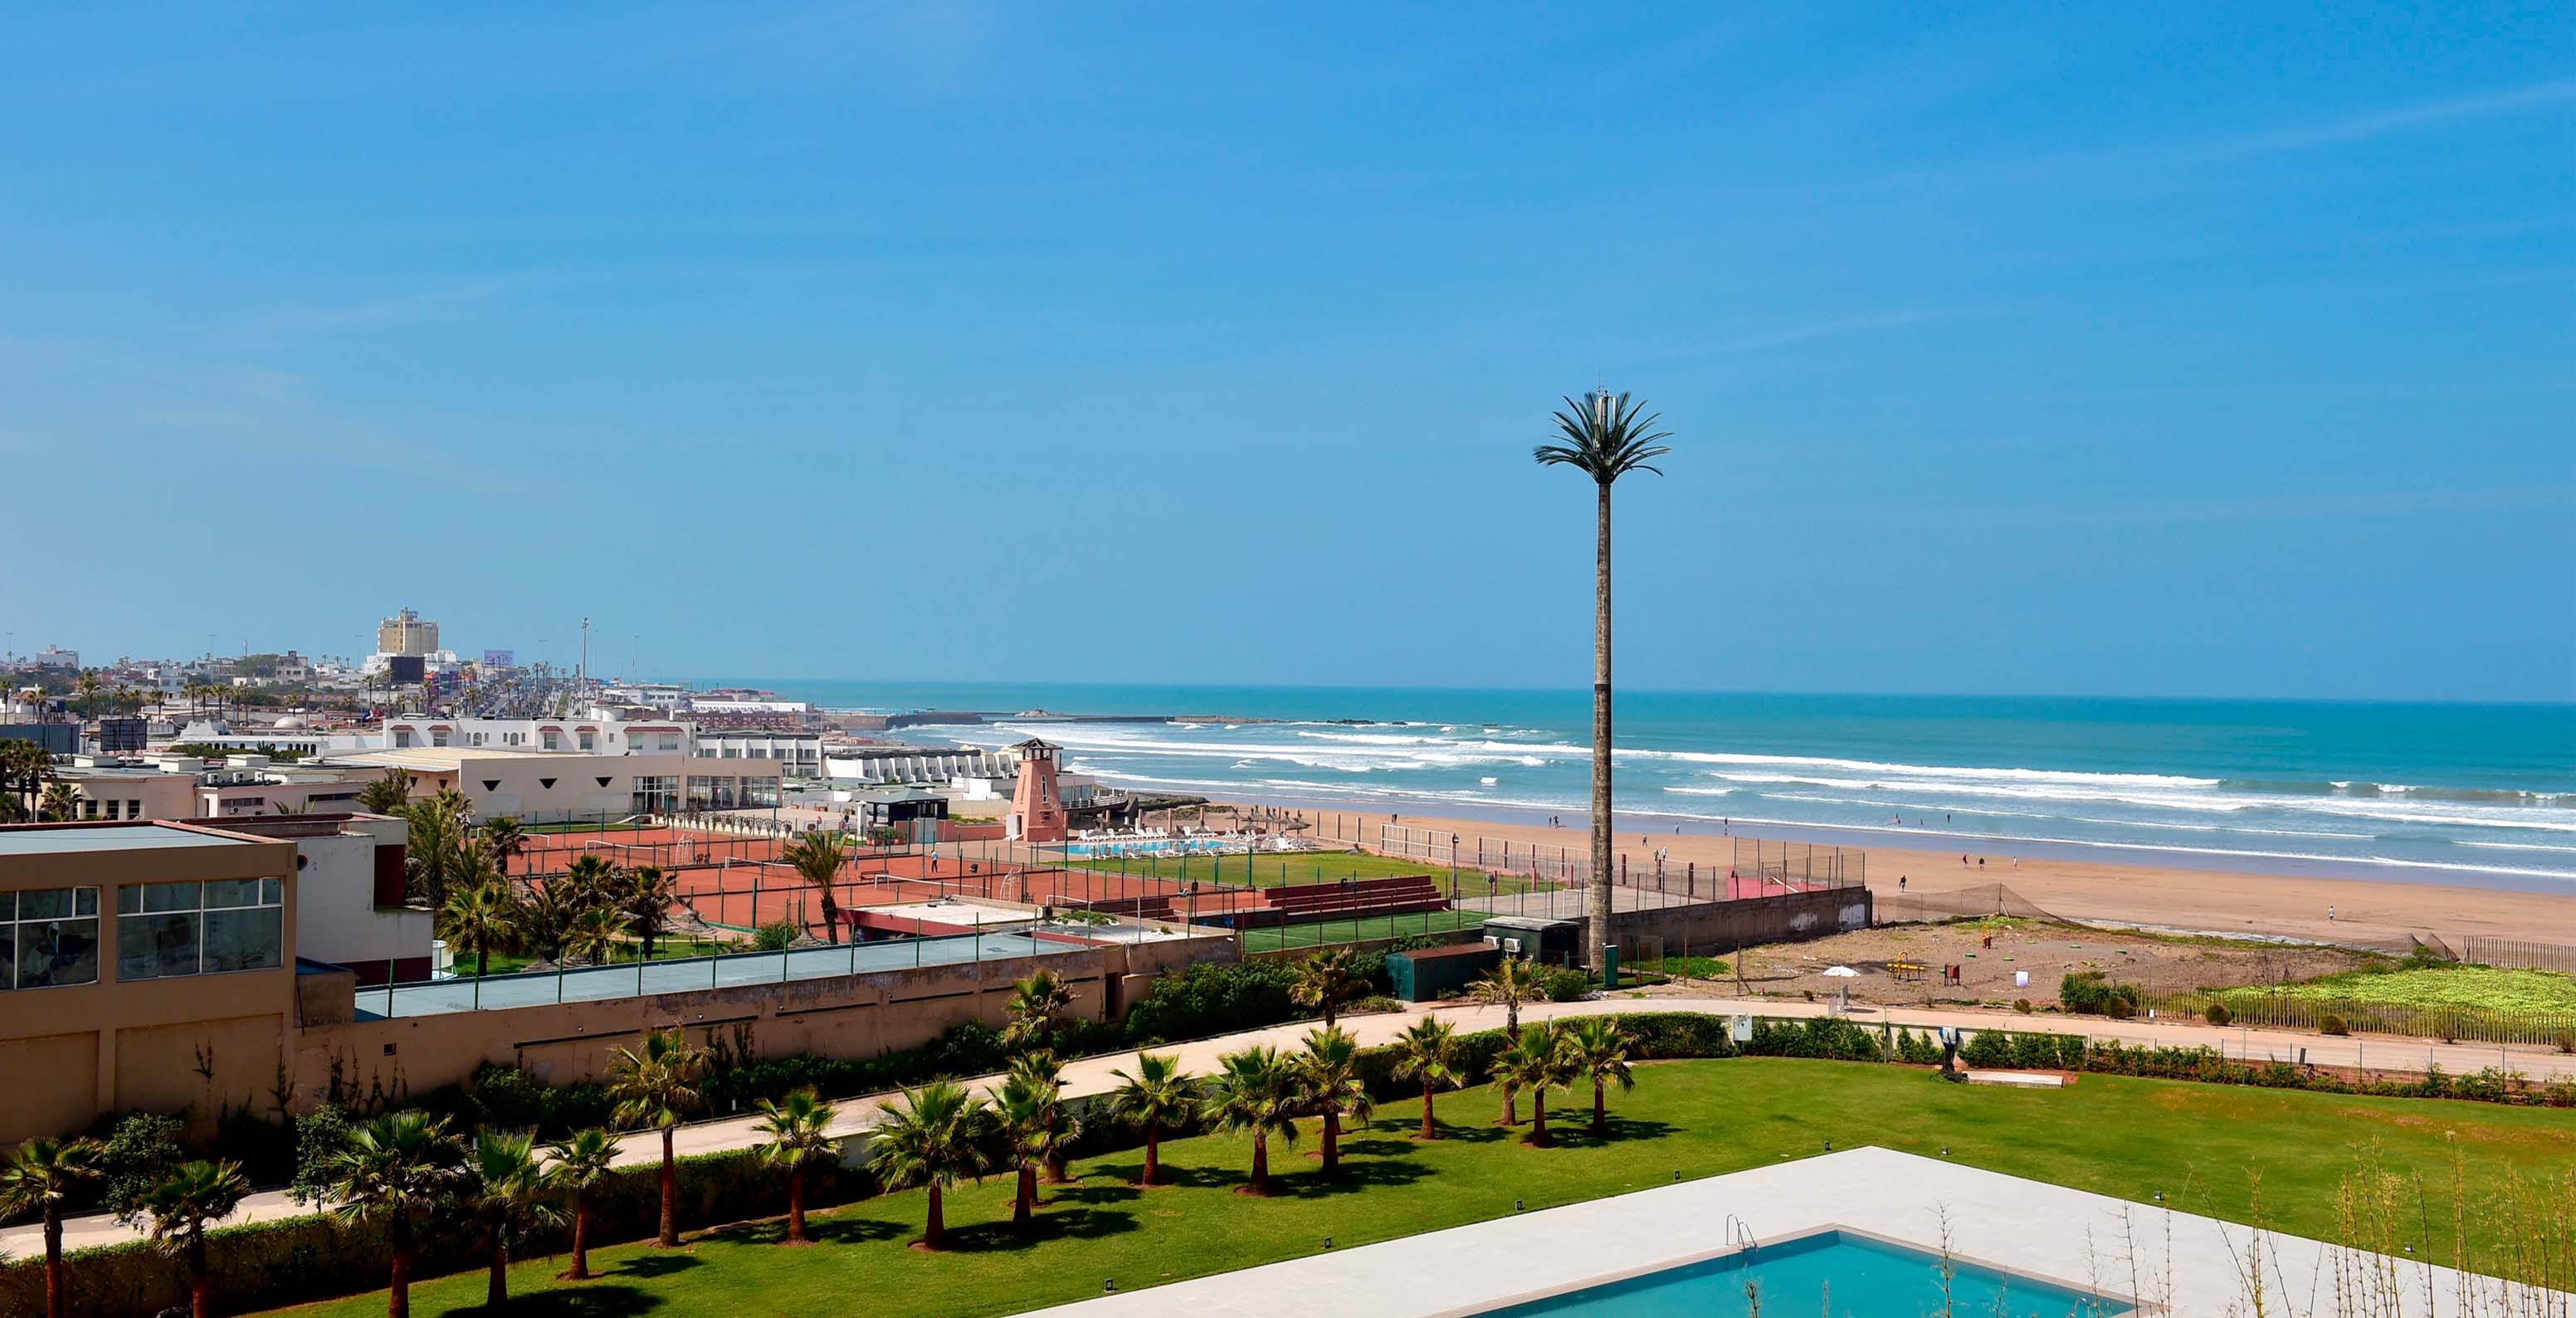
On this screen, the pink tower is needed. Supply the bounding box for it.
[1008,737,1068,843]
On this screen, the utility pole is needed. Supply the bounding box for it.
[579,617,589,700]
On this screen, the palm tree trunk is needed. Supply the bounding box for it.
[1320,1110,1341,1179]
[44,1213,65,1318]
[487,1228,509,1306]
[657,1127,680,1246]
[1500,1086,1517,1127]
[1589,479,1615,974]
[568,1195,593,1279]
[1014,1164,1036,1229]
[923,1184,945,1249]
[817,889,842,943]
[1419,1083,1438,1140]
[788,1165,807,1243]
[1593,1079,1608,1136]
[1248,1135,1270,1195]
[1142,1125,1162,1185]
[1529,1091,1550,1146]
[188,1229,212,1318]
[388,1219,413,1318]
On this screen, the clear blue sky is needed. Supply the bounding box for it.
[4,3,2569,701]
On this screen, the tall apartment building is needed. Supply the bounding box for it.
[376,608,439,657]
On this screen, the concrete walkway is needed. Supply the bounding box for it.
[12,993,2568,1259]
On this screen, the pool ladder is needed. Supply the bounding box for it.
[1724,1214,1757,1255]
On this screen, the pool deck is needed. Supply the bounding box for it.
[1022,1145,2557,1318]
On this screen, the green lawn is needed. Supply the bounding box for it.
[1066,847,1563,896]
[1239,908,1492,953]
[271,1057,2575,1318]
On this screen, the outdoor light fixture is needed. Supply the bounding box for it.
[1673,1169,1681,1182]
[1515,1198,1524,1213]
[1104,1280,1117,1294]
[1323,1236,1334,1250]
[1939,1147,1949,1157]
[2153,1191,2164,1203]
[1823,1139,1832,1151]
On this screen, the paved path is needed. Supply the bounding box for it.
[12,993,2567,1259]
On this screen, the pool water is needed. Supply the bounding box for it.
[1477,1230,2129,1318]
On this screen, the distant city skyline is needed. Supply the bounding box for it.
[2,5,2569,701]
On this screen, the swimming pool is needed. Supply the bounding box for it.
[1474,1229,2130,1318]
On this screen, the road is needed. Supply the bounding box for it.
[12,993,2568,1259]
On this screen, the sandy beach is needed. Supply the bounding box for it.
[1237,802,2576,953]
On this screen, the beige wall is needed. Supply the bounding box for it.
[0,825,298,1143]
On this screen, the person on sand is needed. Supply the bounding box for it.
[1899,876,1907,892]
[2328,905,2335,921]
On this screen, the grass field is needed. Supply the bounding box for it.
[271,1057,2576,1318]
[2227,965,2576,1013]
[1238,908,1492,953]
[1064,847,1563,896]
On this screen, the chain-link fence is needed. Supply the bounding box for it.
[2134,988,2576,1048]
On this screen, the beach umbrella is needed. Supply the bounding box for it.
[1821,965,1859,978]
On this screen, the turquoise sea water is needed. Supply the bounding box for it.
[739,682,2576,891]
[1476,1231,2125,1318]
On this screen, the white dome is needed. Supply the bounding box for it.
[272,715,309,730]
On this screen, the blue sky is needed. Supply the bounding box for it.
[2,3,2569,701]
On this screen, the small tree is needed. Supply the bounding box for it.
[438,869,519,979]
[622,864,678,963]
[1,1136,105,1318]
[1490,1023,1576,1145]
[1390,1017,1462,1140]
[1293,1025,1373,1180]
[1002,968,1075,1055]
[545,1128,622,1280]
[460,1130,559,1307]
[322,1111,461,1318]
[754,1088,838,1245]
[1201,1045,1300,1197]
[139,1160,249,1318]
[869,1081,995,1251]
[1009,1050,1079,1184]
[1287,949,1369,1028]
[1474,957,1547,1035]
[479,815,526,874]
[779,830,849,944]
[1564,1017,1636,1139]
[356,767,414,815]
[1105,1052,1193,1186]
[993,1071,1056,1232]
[609,1026,710,1247]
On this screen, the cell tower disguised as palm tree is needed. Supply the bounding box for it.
[1534,389,1671,975]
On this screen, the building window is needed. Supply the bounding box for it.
[686,775,739,811]
[101,799,120,821]
[2,887,101,990]
[542,731,560,751]
[631,775,679,815]
[126,799,142,818]
[578,731,595,751]
[115,877,285,981]
[393,730,414,749]
[659,734,681,752]
[432,730,450,748]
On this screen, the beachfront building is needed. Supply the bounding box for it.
[49,754,393,822]
[822,744,1017,785]
[323,745,783,821]
[379,714,693,755]
[693,728,828,779]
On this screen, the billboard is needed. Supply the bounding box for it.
[481,649,515,671]
[97,718,149,753]
[388,655,427,684]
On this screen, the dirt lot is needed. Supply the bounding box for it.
[1702,918,2374,1008]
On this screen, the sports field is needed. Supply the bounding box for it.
[1063,847,1564,896]
[271,1057,2576,1318]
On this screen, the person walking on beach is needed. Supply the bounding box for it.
[2327,905,2335,921]
[1899,876,1907,892]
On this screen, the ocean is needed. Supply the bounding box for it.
[740,682,2576,892]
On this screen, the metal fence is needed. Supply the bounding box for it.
[1351,820,1861,896]
[2138,988,2576,1048]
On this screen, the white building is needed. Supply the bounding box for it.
[693,729,827,779]
[34,646,78,669]
[379,715,692,755]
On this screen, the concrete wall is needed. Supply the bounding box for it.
[289,932,1237,1111]
[1583,886,1874,964]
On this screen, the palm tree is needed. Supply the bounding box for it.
[438,868,519,979]
[1534,389,1672,974]
[545,1128,622,1281]
[1009,1050,1079,1184]
[2,1135,105,1318]
[621,864,677,962]
[753,1088,838,1245]
[1002,968,1074,1055]
[356,767,413,816]
[1286,948,1368,1028]
[609,1026,710,1247]
[1564,1017,1637,1139]
[139,1159,249,1318]
[1390,1018,1462,1140]
[399,792,467,910]
[322,1111,461,1318]
[36,781,77,823]
[479,816,526,875]
[779,829,848,943]
[1490,1023,1576,1145]
[1105,1052,1193,1186]
[1200,1045,1300,1197]
[868,1080,995,1251]
[1293,1026,1373,1180]
[459,1130,559,1308]
[564,902,632,966]
[0,740,56,820]
[1473,957,1546,1035]
[992,1070,1056,1232]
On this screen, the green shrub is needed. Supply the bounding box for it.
[91,1111,184,1222]
[2554,1030,2575,1055]
[2320,1013,2349,1036]
[1744,1017,1881,1062]
[2013,998,2032,1014]
[2059,971,2139,1019]
[1540,967,1590,1003]
[2203,1003,2232,1027]
[752,920,799,950]
[1123,959,1297,1043]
